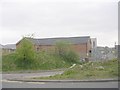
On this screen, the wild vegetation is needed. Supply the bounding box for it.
[15,38,36,69]
[2,37,80,71]
[34,59,118,80]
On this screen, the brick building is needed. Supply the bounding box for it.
[16,36,92,59]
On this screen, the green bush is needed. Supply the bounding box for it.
[55,41,80,63]
[62,50,80,63]
[15,37,36,69]
[35,51,70,70]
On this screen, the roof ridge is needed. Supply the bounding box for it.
[32,36,90,40]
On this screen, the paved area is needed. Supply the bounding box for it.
[1,71,119,88]
[9,78,118,83]
[2,80,119,88]
[2,71,64,80]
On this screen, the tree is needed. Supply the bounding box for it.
[15,37,36,69]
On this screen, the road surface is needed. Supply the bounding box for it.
[2,71,64,80]
[1,71,119,88]
[2,80,118,88]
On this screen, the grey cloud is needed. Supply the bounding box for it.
[0,1,118,47]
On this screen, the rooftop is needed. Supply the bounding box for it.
[2,44,16,49]
[26,36,91,45]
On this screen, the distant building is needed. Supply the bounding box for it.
[2,44,16,55]
[16,36,93,59]
[91,38,97,49]
[115,45,120,59]
[91,46,116,61]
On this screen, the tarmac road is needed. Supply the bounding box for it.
[2,80,118,88]
[1,71,119,88]
[2,71,64,80]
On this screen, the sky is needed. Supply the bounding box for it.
[0,0,118,47]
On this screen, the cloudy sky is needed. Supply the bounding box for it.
[0,0,118,47]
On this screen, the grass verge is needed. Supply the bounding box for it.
[33,59,118,80]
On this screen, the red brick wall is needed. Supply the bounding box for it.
[71,44,87,58]
[16,39,92,58]
[34,43,91,58]
[34,45,55,52]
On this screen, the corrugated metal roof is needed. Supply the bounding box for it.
[27,36,90,45]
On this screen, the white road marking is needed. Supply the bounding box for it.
[1,80,22,83]
[26,82,45,84]
[1,79,45,84]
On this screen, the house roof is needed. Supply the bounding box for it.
[2,44,16,49]
[25,36,90,45]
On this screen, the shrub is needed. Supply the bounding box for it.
[35,51,71,70]
[15,37,36,69]
[55,41,80,63]
[61,50,79,63]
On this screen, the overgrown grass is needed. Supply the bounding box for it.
[33,51,72,70]
[2,53,18,71]
[35,59,118,80]
[2,40,81,72]
[2,51,76,72]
